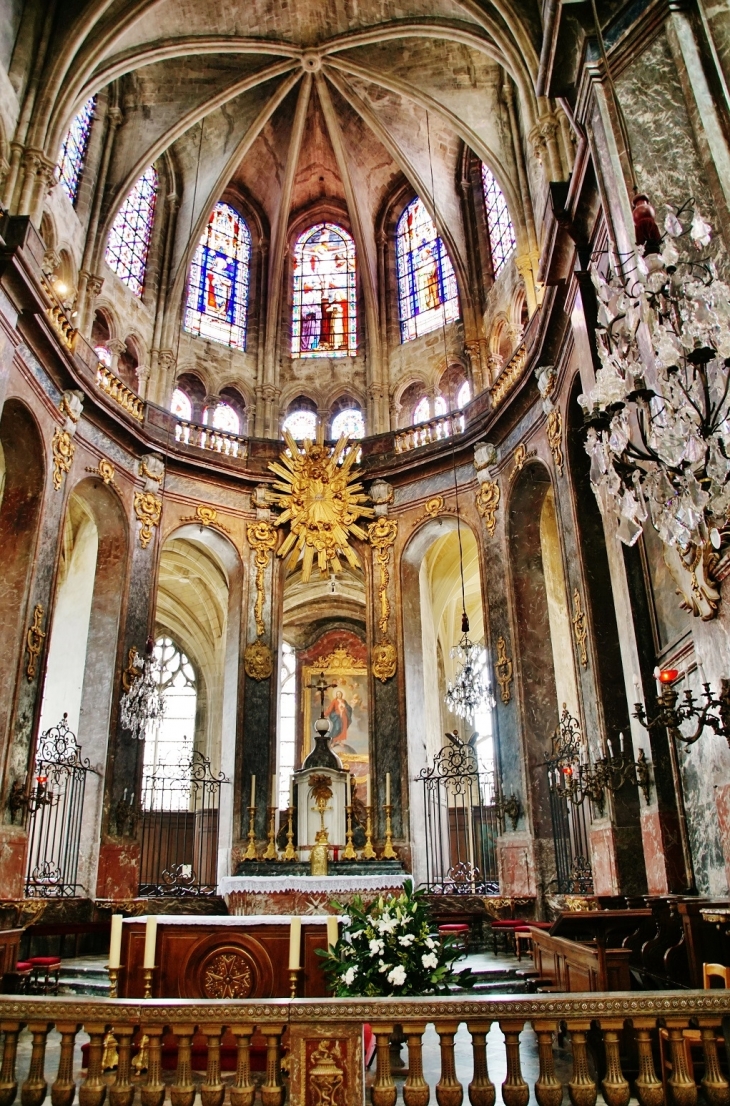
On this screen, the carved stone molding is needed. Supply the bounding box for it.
[179,503,230,533]
[85,458,116,485]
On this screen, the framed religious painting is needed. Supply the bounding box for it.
[301,646,370,797]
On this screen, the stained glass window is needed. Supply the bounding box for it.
[282,409,318,441]
[203,403,240,435]
[457,380,472,408]
[414,395,447,424]
[171,389,192,420]
[142,637,196,810]
[105,165,158,297]
[481,165,516,276]
[58,96,96,206]
[95,345,111,368]
[184,202,251,350]
[331,408,365,440]
[396,197,459,343]
[291,223,357,358]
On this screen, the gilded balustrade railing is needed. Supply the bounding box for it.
[0,991,729,1106]
[394,412,465,454]
[95,366,145,423]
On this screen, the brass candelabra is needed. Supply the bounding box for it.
[289,967,302,998]
[634,671,730,748]
[107,965,122,999]
[242,804,258,861]
[381,804,397,860]
[263,805,278,861]
[280,806,297,861]
[342,804,357,860]
[360,805,376,860]
[143,966,156,999]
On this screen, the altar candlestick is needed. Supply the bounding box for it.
[385,773,390,807]
[289,776,294,808]
[347,772,352,804]
[327,916,338,951]
[143,916,158,969]
[250,774,256,808]
[109,914,123,969]
[288,917,301,969]
[366,773,371,806]
[271,773,278,809]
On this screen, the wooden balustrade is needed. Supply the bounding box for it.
[174,420,247,459]
[0,992,729,1106]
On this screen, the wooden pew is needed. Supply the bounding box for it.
[529,927,632,992]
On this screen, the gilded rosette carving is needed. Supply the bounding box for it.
[372,642,397,683]
[476,480,500,538]
[244,640,273,681]
[247,520,278,638]
[51,428,75,490]
[269,428,373,582]
[202,951,253,999]
[133,491,162,549]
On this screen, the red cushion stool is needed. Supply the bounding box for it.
[13,961,33,993]
[490,919,524,954]
[29,956,61,994]
[438,923,470,951]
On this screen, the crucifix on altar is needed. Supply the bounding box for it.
[293,672,349,864]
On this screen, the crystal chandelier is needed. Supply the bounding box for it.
[578,199,730,617]
[119,637,165,740]
[444,613,491,721]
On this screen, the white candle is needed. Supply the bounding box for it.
[289,776,294,809]
[271,773,278,809]
[366,773,371,807]
[109,914,123,969]
[327,916,338,951]
[632,675,641,701]
[347,772,352,805]
[288,917,302,969]
[250,774,256,808]
[143,916,158,969]
[385,772,391,807]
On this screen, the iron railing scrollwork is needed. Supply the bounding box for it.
[139,749,229,897]
[24,714,92,898]
[417,736,501,894]
[545,707,594,895]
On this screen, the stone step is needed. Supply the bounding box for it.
[59,979,111,996]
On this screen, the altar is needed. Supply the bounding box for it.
[218,871,407,916]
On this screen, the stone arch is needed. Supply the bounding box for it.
[36,474,129,896]
[154,523,243,880]
[0,399,46,792]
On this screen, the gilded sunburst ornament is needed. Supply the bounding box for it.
[268,428,373,582]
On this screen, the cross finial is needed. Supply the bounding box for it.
[306,671,338,718]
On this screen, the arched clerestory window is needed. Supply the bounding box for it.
[142,636,197,786]
[185,202,251,350]
[57,96,96,206]
[282,396,318,441]
[105,166,158,297]
[396,197,459,343]
[291,223,357,358]
[481,165,516,276]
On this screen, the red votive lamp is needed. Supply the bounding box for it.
[659,669,679,683]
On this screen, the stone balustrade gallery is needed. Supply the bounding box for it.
[0,990,729,1106]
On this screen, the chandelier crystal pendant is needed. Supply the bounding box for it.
[444,612,492,722]
[119,637,165,741]
[578,200,730,617]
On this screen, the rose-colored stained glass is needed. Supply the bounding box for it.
[171,389,192,420]
[58,97,96,206]
[95,345,112,368]
[396,197,460,343]
[481,164,516,275]
[105,166,158,297]
[291,223,356,359]
[282,409,318,441]
[185,202,251,350]
[331,408,365,439]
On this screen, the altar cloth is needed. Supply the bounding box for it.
[218,873,407,896]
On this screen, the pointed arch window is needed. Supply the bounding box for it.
[185,202,251,350]
[291,223,357,359]
[481,165,516,276]
[105,166,158,297]
[396,197,459,343]
[58,96,96,206]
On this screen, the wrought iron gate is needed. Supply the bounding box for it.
[24,715,91,897]
[139,750,228,896]
[545,708,594,894]
[417,736,501,894]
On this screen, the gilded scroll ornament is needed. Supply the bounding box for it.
[247,520,278,638]
[85,458,116,485]
[495,635,513,704]
[203,952,253,999]
[308,1040,346,1106]
[372,641,397,683]
[268,428,373,583]
[51,428,75,490]
[244,640,273,681]
[26,604,46,681]
[314,647,366,671]
[547,408,564,475]
[368,517,398,636]
[133,491,162,549]
[572,589,588,667]
[512,443,527,476]
[476,480,500,538]
[121,647,143,692]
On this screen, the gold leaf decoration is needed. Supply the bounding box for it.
[51,428,75,490]
[133,491,162,549]
[244,640,273,681]
[572,589,588,668]
[247,520,278,638]
[26,604,46,681]
[476,480,500,538]
[547,408,564,475]
[268,428,373,583]
[372,641,397,683]
[495,635,513,704]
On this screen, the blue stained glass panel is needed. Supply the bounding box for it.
[481,164,516,275]
[105,166,158,297]
[184,202,251,350]
[396,197,460,343]
[291,223,357,359]
[58,96,96,206]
